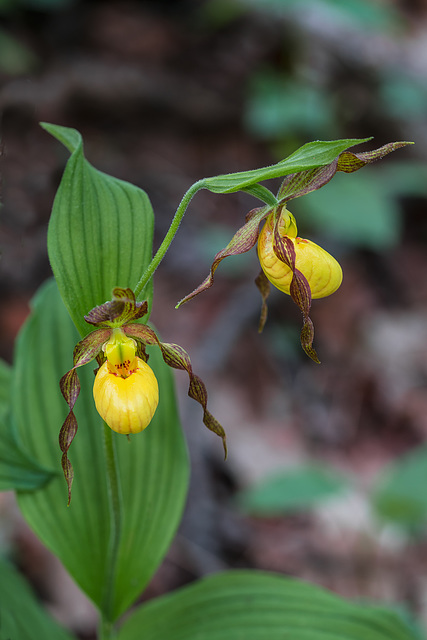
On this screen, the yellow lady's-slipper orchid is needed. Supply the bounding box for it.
[93,329,159,434]
[257,210,343,299]
[60,288,226,504]
[176,140,410,362]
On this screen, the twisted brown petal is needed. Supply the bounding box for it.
[255,270,270,333]
[59,327,111,504]
[272,223,320,363]
[123,324,227,456]
[176,206,271,308]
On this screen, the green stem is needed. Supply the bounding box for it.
[99,423,123,639]
[134,179,205,299]
[99,618,117,640]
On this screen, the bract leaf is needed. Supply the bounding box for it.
[277,141,413,203]
[117,570,416,640]
[202,138,372,194]
[14,280,189,621]
[0,558,75,640]
[42,122,154,337]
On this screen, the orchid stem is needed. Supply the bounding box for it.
[134,179,205,299]
[99,423,122,639]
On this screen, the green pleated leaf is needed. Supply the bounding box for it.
[42,122,154,337]
[0,557,75,639]
[0,358,11,415]
[0,358,55,491]
[0,414,55,491]
[118,571,416,640]
[202,138,371,194]
[13,280,189,621]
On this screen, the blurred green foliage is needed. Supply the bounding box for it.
[202,0,425,253]
[291,170,401,250]
[292,160,427,250]
[244,72,338,141]
[373,444,427,532]
[205,0,401,31]
[0,27,38,75]
[236,464,347,516]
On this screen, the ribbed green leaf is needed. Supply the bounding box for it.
[0,358,11,414]
[0,358,55,491]
[0,557,75,639]
[202,138,371,194]
[118,571,416,640]
[14,280,189,620]
[0,414,55,491]
[42,122,154,337]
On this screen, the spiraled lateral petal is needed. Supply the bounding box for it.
[272,223,320,364]
[85,287,148,328]
[122,324,227,456]
[59,327,111,504]
[176,205,272,308]
[254,270,270,333]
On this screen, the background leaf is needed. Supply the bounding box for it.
[42,122,154,337]
[235,465,347,516]
[0,557,75,639]
[14,280,189,621]
[117,570,416,640]
[373,444,427,531]
[0,358,55,491]
[202,137,371,194]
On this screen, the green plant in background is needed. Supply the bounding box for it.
[0,124,415,639]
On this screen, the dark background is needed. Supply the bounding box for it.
[1,0,427,637]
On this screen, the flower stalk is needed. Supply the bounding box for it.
[100,423,122,636]
[134,179,205,299]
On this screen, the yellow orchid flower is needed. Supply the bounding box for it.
[60,288,226,504]
[176,141,410,362]
[257,210,342,299]
[93,329,159,435]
